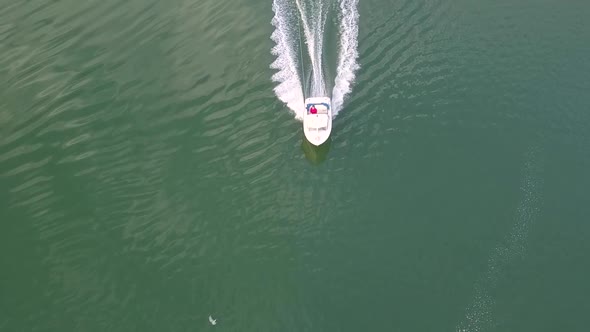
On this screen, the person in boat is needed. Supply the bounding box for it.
[310,105,317,114]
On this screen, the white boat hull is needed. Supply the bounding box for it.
[303,97,332,146]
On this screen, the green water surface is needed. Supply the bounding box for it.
[1,0,589,331]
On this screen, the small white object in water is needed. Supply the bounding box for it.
[209,315,217,325]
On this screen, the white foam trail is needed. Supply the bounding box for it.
[271,0,359,119]
[270,0,305,120]
[457,148,544,332]
[295,0,328,97]
[332,0,360,115]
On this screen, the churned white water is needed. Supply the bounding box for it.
[270,0,359,120]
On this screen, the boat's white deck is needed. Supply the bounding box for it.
[305,113,329,130]
[303,97,332,146]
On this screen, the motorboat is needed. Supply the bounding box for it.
[303,97,331,146]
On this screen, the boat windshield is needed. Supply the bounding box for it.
[307,126,327,131]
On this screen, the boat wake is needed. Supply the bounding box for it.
[270,0,359,120]
[456,148,544,332]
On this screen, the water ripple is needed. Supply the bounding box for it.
[1,0,588,330]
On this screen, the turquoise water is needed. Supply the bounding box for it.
[1,0,589,331]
